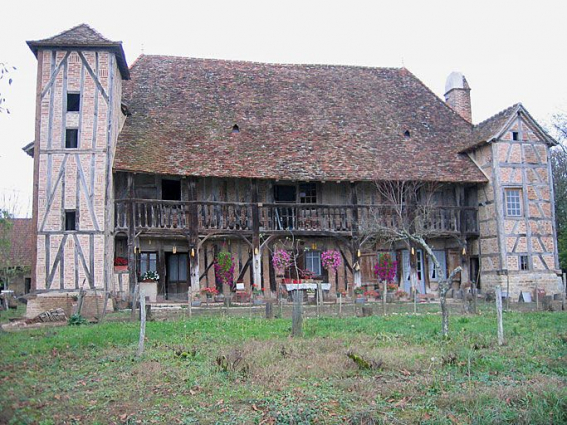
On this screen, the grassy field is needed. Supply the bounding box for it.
[0,308,566,424]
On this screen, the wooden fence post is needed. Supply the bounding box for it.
[495,286,504,346]
[137,291,146,357]
[292,290,303,337]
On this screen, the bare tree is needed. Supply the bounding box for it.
[0,62,16,114]
[363,180,462,338]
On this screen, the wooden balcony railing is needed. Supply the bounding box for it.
[115,199,479,236]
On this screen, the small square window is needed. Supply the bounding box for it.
[519,255,529,271]
[65,210,77,231]
[65,129,78,149]
[67,93,80,112]
[505,189,522,217]
[512,131,519,141]
[299,183,317,204]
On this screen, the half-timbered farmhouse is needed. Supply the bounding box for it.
[24,24,562,311]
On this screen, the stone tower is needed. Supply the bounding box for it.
[444,71,472,123]
[27,24,129,293]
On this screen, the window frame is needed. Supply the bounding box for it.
[64,210,77,231]
[519,255,530,271]
[504,188,523,217]
[65,128,79,149]
[139,252,158,277]
[67,92,81,112]
[305,250,322,277]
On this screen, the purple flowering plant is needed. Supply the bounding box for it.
[214,251,235,289]
[321,250,342,271]
[374,253,398,283]
[272,249,292,274]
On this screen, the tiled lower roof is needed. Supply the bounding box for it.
[115,56,487,183]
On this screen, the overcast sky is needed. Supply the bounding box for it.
[1,0,566,217]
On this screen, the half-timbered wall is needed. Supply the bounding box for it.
[471,116,560,297]
[34,49,123,291]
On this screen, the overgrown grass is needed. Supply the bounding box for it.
[1,310,566,424]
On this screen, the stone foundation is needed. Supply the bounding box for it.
[25,291,113,319]
[481,271,562,300]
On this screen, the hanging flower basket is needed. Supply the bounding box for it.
[374,253,398,283]
[321,250,341,271]
[272,249,292,275]
[214,251,235,289]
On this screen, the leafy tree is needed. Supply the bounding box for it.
[550,114,567,270]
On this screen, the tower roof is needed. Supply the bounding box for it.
[27,24,129,79]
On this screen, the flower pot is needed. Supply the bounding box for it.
[253,299,265,306]
[355,297,367,304]
[114,265,128,273]
[191,300,202,307]
[214,294,225,303]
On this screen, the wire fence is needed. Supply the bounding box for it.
[147,295,566,321]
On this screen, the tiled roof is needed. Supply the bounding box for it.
[7,219,33,268]
[27,24,129,79]
[463,104,521,152]
[115,56,488,183]
[461,103,557,153]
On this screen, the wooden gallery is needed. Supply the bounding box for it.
[22,24,563,314]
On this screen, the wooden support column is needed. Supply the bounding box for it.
[206,243,216,288]
[188,177,201,291]
[251,179,262,291]
[127,174,137,297]
[350,183,362,289]
[262,245,272,298]
[457,185,470,285]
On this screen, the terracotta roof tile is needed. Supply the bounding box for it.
[115,56,487,183]
[7,219,33,268]
[27,24,129,79]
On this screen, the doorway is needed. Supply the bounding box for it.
[274,184,296,230]
[165,252,189,300]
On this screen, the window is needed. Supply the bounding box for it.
[65,129,78,149]
[519,255,529,271]
[162,179,181,201]
[299,183,317,204]
[505,189,522,217]
[139,252,157,276]
[512,131,519,141]
[305,251,322,276]
[67,93,80,112]
[64,210,77,231]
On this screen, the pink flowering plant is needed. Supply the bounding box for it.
[374,253,398,283]
[272,249,292,274]
[214,251,235,289]
[321,250,341,271]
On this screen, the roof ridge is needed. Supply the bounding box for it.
[474,103,521,128]
[32,23,114,44]
[135,54,405,71]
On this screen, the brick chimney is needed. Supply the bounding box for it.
[444,72,472,123]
